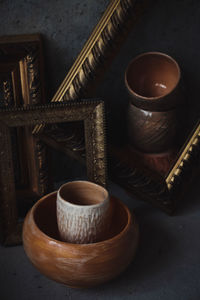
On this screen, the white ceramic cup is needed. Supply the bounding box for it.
[56,181,112,244]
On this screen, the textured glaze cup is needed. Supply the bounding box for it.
[57,181,112,244]
[125,52,185,153]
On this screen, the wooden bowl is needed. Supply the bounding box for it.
[23,192,139,288]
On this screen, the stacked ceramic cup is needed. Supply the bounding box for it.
[125,52,185,153]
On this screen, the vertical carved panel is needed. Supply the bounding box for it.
[3,79,14,106]
[35,140,50,196]
[84,102,107,187]
[25,46,41,105]
[0,34,49,201]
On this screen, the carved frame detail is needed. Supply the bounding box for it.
[0,34,48,200]
[0,100,106,245]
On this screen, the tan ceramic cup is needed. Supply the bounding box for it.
[125,52,185,153]
[56,181,112,244]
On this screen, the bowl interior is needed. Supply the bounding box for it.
[34,194,128,243]
[126,53,180,98]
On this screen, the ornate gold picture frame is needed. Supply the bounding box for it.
[0,34,48,200]
[0,100,106,245]
[33,0,200,214]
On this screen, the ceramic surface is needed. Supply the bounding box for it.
[125,52,185,153]
[23,192,139,288]
[127,103,181,153]
[57,181,111,243]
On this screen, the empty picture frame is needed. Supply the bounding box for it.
[0,100,106,245]
[0,34,48,201]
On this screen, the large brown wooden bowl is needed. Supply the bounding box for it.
[23,192,139,288]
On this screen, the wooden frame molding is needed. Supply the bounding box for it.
[0,100,107,245]
[0,34,48,199]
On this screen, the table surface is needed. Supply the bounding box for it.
[1,179,200,300]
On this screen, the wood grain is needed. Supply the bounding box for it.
[23,192,139,288]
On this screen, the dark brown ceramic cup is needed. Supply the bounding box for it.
[125,52,184,153]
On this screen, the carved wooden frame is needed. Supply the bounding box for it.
[0,34,48,200]
[34,0,200,214]
[0,100,106,245]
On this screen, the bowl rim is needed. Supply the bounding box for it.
[27,191,134,248]
[125,51,181,103]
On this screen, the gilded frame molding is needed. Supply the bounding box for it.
[0,34,48,199]
[35,0,199,213]
[0,100,106,245]
[109,123,200,213]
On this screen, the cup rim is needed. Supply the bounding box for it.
[125,51,181,102]
[27,191,134,247]
[57,180,109,208]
